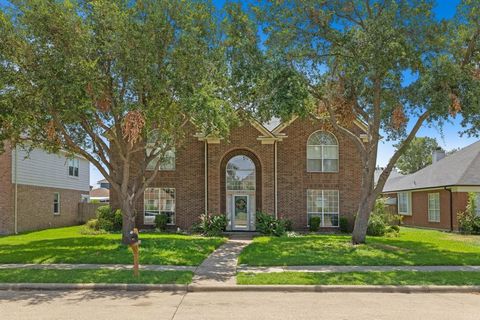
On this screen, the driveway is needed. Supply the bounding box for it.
[1,290,479,320]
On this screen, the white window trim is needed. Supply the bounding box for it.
[143,188,176,225]
[306,131,339,173]
[428,193,441,223]
[475,193,480,217]
[397,192,412,215]
[53,192,60,215]
[68,158,80,178]
[307,189,340,227]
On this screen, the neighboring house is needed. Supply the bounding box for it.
[0,144,90,235]
[89,179,110,203]
[110,116,367,231]
[383,142,480,231]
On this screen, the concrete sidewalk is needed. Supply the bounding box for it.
[237,265,480,273]
[192,238,251,286]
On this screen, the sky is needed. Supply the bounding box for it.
[0,0,476,185]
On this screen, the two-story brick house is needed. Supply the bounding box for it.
[0,144,90,235]
[110,116,367,231]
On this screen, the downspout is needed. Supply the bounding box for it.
[204,141,208,216]
[274,140,278,219]
[14,146,18,234]
[445,187,453,232]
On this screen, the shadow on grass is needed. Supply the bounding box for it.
[239,234,480,266]
[0,236,223,266]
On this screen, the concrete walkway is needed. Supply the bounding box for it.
[0,263,196,272]
[192,238,251,286]
[237,265,480,273]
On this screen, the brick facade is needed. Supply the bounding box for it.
[384,189,471,231]
[0,145,14,235]
[118,117,364,231]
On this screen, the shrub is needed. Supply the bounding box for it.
[308,216,320,232]
[80,218,107,235]
[256,212,287,236]
[86,219,99,230]
[367,198,402,237]
[192,214,227,237]
[284,219,293,232]
[339,217,349,233]
[154,214,168,231]
[458,193,480,234]
[96,206,122,232]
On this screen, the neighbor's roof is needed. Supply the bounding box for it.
[383,140,480,192]
[90,188,110,198]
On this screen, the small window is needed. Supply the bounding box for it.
[428,193,440,222]
[307,131,338,172]
[68,158,79,177]
[144,188,176,225]
[146,149,176,171]
[307,189,339,227]
[476,193,480,217]
[398,192,411,215]
[53,193,60,215]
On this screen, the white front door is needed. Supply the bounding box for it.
[232,195,249,230]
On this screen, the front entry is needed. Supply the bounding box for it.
[225,155,256,231]
[232,195,249,230]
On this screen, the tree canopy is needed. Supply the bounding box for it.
[395,137,439,174]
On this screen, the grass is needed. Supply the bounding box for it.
[239,227,480,266]
[0,268,193,284]
[237,271,480,286]
[0,226,226,266]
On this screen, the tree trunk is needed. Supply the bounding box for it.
[120,197,136,245]
[351,193,377,244]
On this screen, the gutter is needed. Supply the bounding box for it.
[274,141,278,219]
[384,184,480,194]
[444,186,453,232]
[204,141,208,216]
[14,146,18,234]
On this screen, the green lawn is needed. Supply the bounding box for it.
[0,226,225,266]
[239,227,480,266]
[237,271,480,286]
[0,268,192,284]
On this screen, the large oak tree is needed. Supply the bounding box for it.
[0,0,236,243]
[254,0,480,243]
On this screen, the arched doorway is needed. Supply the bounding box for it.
[223,153,260,231]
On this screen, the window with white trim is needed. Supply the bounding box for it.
[307,131,339,172]
[475,193,480,217]
[428,193,440,222]
[53,193,60,215]
[144,188,175,225]
[146,148,176,171]
[397,192,411,215]
[68,158,79,177]
[307,189,339,227]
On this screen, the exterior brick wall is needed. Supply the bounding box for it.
[0,144,14,235]
[384,190,470,231]
[115,118,365,231]
[277,117,363,230]
[16,184,88,233]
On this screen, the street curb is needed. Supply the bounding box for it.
[1,283,480,293]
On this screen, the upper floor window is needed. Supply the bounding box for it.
[146,148,176,171]
[68,158,79,177]
[307,131,338,172]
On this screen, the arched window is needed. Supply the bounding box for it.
[226,156,256,191]
[307,131,339,172]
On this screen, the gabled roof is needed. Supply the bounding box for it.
[383,140,480,192]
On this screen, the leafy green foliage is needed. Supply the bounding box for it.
[192,214,228,237]
[339,217,350,233]
[154,214,169,232]
[96,206,122,232]
[308,216,321,232]
[458,192,480,234]
[255,212,287,236]
[395,137,440,174]
[367,198,402,237]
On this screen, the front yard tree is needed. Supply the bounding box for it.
[256,0,480,243]
[0,0,234,244]
[395,137,439,174]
